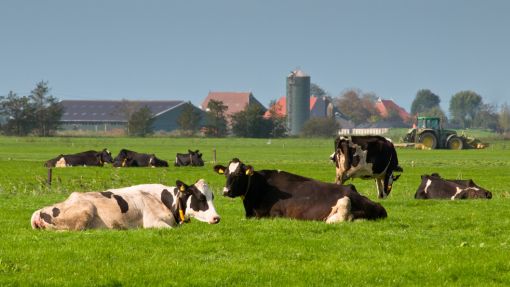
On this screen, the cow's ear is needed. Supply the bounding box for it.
[176,180,189,193]
[245,165,254,176]
[214,165,226,174]
[188,149,193,153]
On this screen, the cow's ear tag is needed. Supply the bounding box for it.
[245,170,251,175]
[179,185,186,192]
[218,168,224,174]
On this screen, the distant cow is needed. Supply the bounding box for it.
[113,149,168,167]
[31,180,220,230]
[175,150,204,167]
[415,173,492,200]
[214,158,387,222]
[44,149,114,168]
[330,136,403,198]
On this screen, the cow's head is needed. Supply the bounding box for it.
[31,206,61,230]
[214,158,254,198]
[100,148,114,164]
[113,149,129,167]
[189,150,204,166]
[332,136,353,184]
[454,187,493,200]
[149,155,169,167]
[176,179,220,224]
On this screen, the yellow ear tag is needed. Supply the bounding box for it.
[218,169,224,174]
[179,209,185,221]
[245,169,252,176]
[180,186,186,192]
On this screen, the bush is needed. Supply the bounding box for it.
[300,117,339,138]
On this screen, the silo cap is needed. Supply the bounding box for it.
[289,69,309,77]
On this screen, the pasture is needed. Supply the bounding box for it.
[1,136,509,286]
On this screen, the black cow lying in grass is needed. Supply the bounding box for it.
[214,158,387,222]
[415,173,492,200]
[44,149,113,168]
[175,150,204,167]
[113,149,168,167]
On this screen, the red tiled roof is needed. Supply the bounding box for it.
[375,99,411,122]
[263,96,318,118]
[201,92,264,116]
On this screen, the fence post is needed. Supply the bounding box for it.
[47,168,52,186]
[212,148,217,164]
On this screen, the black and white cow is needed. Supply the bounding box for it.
[113,149,169,167]
[31,180,220,230]
[330,136,403,198]
[214,158,387,222]
[415,173,492,200]
[175,150,205,167]
[44,149,114,168]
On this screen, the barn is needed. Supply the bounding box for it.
[59,100,205,133]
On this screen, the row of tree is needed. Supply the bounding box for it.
[0,81,63,136]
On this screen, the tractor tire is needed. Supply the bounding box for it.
[419,132,438,149]
[447,136,464,150]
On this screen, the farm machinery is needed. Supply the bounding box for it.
[402,116,487,150]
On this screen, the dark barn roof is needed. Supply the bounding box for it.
[60,100,185,122]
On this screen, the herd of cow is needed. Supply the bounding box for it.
[31,136,492,231]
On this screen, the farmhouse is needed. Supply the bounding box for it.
[59,100,205,133]
[200,92,266,119]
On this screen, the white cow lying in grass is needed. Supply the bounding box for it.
[31,180,220,230]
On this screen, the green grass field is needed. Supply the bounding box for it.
[1,136,509,286]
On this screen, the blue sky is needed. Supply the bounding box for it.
[1,0,509,113]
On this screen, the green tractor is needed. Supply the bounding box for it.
[403,116,484,150]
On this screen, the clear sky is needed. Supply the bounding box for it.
[1,0,509,113]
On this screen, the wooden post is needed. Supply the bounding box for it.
[212,148,217,164]
[47,168,52,186]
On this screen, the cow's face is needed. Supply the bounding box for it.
[332,137,352,183]
[190,150,204,166]
[101,149,114,164]
[31,206,61,230]
[177,179,220,224]
[113,150,128,167]
[214,158,254,198]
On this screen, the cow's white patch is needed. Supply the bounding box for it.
[346,146,373,178]
[55,157,67,168]
[451,187,463,200]
[424,179,432,194]
[228,162,240,174]
[326,196,353,223]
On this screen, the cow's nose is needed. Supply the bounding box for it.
[210,216,221,224]
[222,187,229,196]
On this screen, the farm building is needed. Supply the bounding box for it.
[200,92,266,118]
[264,96,355,129]
[59,100,205,133]
[375,98,411,123]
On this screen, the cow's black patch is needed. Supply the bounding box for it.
[161,189,174,210]
[40,212,53,224]
[113,195,129,213]
[52,207,60,217]
[100,191,113,198]
[190,188,209,212]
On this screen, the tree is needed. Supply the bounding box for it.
[231,105,272,138]
[300,117,339,138]
[128,106,154,136]
[177,102,202,136]
[411,89,441,115]
[0,91,35,136]
[266,100,287,138]
[204,99,228,137]
[29,81,63,136]
[449,90,482,128]
[421,106,448,125]
[334,89,377,125]
[473,103,499,131]
[310,83,327,97]
[499,103,510,134]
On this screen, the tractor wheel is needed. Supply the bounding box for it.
[419,132,437,149]
[447,136,464,150]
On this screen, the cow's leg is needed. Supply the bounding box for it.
[326,197,353,223]
[375,178,386,199]
[141,195,176,228]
